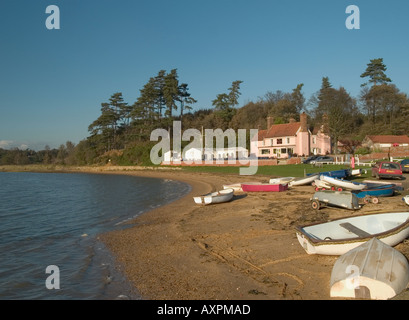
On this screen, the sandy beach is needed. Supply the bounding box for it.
[94,167,409,300]
[2,165,408,300]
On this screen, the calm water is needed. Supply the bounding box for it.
[0,172,191,300]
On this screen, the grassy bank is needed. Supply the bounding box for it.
[0,163,372,181]
[180,164,371,179]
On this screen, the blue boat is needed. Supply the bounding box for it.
[352,183,396,199]
[308,169,351,179]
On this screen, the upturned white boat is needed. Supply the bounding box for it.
[223,182,257,192]
[296,211,409,255]
[269,177,295,185]
[193,188,234,205]
[320,175,366,191]
[288,174,319,187]
[403,195,409,206]
[330,238,409,300]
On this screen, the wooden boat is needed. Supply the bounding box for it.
[193,188,234,205]
[295,211,409,255]
[288,174,319,187]
[320,175,366,191]
[330,238,409,300]
[310,190,361,210]
[241,183,288,192]
[269,177,295,184]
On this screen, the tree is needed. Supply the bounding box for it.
[311,84,359,154]
[228,80,243,107]
[178,83,197,124]
[212,80,243,128]
[290,83,305,115]
[360,58,392,87]
[163,69,179,120]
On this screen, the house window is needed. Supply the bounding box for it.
[312,137,316,144]
[281,148,287,154]
[277,139,283,145]
[261,149,270,155]
[286,138,290,144]
[270,139,274,146]
[262,140,265,146]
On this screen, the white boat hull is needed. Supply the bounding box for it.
[330,238,409,300]
[320,175,366,191]
[194,188,234,205]
[223,182,257,192]
[296,212,409,255]
[289,174,318,187]
[269,177,295,185]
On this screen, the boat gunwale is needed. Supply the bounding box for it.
[295,211,409,247]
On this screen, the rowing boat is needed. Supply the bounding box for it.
[193,188,234,205]
[296,211,409,255]
[288,174,319,187]
[320,175,366,191]
[330,238,409,300]
[241,183,288,192]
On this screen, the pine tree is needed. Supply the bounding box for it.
[360,58,392,87]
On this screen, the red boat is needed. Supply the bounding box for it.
[241,183,288,192]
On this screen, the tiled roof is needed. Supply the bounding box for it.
[367,135,409,144]
[264,122,301,139]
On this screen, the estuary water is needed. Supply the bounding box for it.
[0,172,191,300]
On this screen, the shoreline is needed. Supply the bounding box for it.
[2,165,409,300]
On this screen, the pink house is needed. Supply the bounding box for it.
[251,113,331,159]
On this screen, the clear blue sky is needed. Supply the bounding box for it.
[1,0,409,150]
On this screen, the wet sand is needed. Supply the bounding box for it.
[98,168,409,300]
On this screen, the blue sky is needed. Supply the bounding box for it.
[1,0,409,150]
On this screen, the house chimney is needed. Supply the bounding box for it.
[267,116,274,130]
[300,112,308,132]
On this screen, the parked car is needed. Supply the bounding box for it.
[371,161,403,180]
[302,155,319,164]
[400,159,409,173]
[310,156,335,165]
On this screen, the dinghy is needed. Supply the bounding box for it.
[403,195,409,206]
[241,183,288,192]
[288,174,319,187]
[330,238,409,300]
[223,182,257,192]
[193,188,234,205]
[295,211,409,255]
[269,177,295,185]
[352,183,396,201]
[308,169,350,179]
[320,175,366,191]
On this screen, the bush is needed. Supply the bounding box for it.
[354,147,371,155]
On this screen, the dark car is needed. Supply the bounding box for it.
[310,156,335,165]
[400,159,409,173]
[371,161,403,180]
[302,155,319,164]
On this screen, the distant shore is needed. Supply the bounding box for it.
[2,164,409,300]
